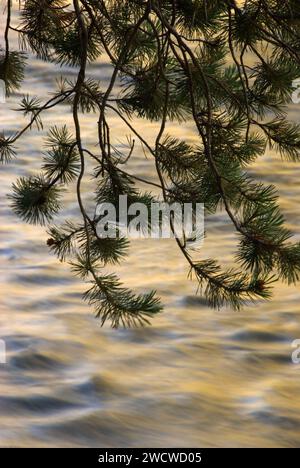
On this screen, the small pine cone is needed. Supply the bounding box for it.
[47,238,56,247]
[256,280,265,292]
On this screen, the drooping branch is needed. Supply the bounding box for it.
[2,0,300,326]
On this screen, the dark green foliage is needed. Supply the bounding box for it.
[263,119,300,161]
[83,275,162,328]
[251,59,299,104]
[120,59,190,121]
[0,50,26,96]
[47,221,83,261]
[3,0,300,327]
[19,95,44,130]
[9,175,62,225]
[52,24,102,66]
[176,0,226,34]
[42,126,80,183]
[157,137,199,183]
[19,0,74,59]
[0,134,16,163]
[193,259,273,310]
[89,236,129,265]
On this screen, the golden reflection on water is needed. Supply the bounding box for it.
[1,24,300,448]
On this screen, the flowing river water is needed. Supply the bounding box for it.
[1,16,300,448]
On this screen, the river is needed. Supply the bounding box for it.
[1,16,300,448]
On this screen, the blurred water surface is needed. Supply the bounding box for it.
[1,24,300,448]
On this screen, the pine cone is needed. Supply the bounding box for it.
[47,238,56,247]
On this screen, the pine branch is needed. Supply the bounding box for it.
[3,0,300,327]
